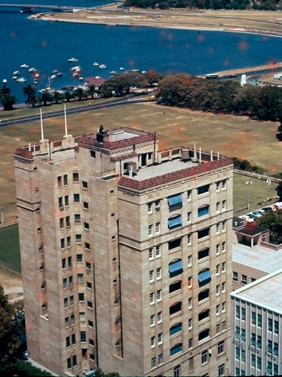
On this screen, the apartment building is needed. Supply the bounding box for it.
[14,125,233,376]
[231,269,282,376]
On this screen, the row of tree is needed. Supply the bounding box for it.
[124,0,280,10]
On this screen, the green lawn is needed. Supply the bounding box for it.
[0,225,21,272]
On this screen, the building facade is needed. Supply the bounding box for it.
[231,269,282,376]
[14,126,233,376]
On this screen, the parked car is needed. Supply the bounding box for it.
[239,215,254,223]
[261,206,273,213]
[251,210,263,219]
[21,350,28,360]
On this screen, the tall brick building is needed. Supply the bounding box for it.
[14,125,233,376]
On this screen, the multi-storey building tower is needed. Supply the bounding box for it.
[231,269,282,376]
[14,125,233,376]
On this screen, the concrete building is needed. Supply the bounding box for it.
[14,125,233,376]
[231,269,282,376]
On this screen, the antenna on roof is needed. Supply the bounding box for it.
[40,108,44,141]
[210,150,213,161]
[217,151,220,160]
[64,104,68,137]
[199,147,202,164]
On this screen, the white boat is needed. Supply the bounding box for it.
[99,64,106,69]
[71,66,81,71]
[16,77,27,82]
[28,67,36,72]
[50,75,57,80]
[13,70,20,76]
[56,72,63,77]
[20,64,29,68]
[68,57,78,62]
[110,71,117,76]
[79,76,84,81]
[12,76,18,80]
[93,61,99,66]
[120,67,124,71]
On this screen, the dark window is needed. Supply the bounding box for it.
[198,289,209,301]
[168,215,182,229]
[199,329,210,341]
[198,205,209,217]
[73,172,79,182]
[80,331,86,342]
[198,309,210,321]
[170,343,182,356]
[169,302,182,315]
[169,280,182,293]
[198,269,211,286]
[168,238,181,250]
[90,150,96,158]
[198,228,209,239]
[78,293,84,301]
[198,248,209,260]
[74,194,80,202]
[82,181,88,189]
[83,201,89,209]
[64,174,68,185]
[168,194,182,210]
[197,184,209,195]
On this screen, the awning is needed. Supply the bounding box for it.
[168,216,182,229]
[168,194,182,206]
[198,270,211,285]
[169,260,183,277]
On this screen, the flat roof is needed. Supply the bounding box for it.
[231,269,282,313]
[232,243,282,274]
[134,158,199,181]
[108,130,139,142]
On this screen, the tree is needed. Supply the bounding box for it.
[23,84,36,108]
[256,210,282,244]
[0,84,17,111]
[276,180,282,201]
[0,285,20,361]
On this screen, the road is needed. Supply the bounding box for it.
[0,95,146,127]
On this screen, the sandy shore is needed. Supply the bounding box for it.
[31,5,282,37]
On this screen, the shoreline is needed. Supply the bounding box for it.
[30,6,282,37]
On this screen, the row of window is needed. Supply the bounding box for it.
[60,236,90,249]
[236,307,280,335]
[58,195,89,210]
[60,215,90,229]
[233,271,256,285]
[57,173,88,188]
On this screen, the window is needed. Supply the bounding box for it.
[64,298,68,308]
[156,267,161,280]
[216,202,220,212]
[201,350,208,364]
[82,181,88,189]
[79,312,85,321]
[188,338,193,348]
[72,334,76,345]
[242,307,246,321]
[76,234,82,243]
[66,236,71,247]
[187,211,191,222]
[157,311,162,323]
[222,221,226,232]
[78,293,84,302]
[198,269,211,286]
[168,238,181,250]
[222,282,226,293]
[57,176,62,187]
[87,301,93,308]
[63,278,67,289]
[158,333,163,345]
[216,264,220,275]
[76,254,83,262]
[218,340,224,355]
[151,357,156,368]
[170,323,182,336]
[170,343,182,356]
[62,258,66,269]
[65,216,70,228]
[73,172,79,182]
[222,262,226,273]
[149,270,154,283]
[158,353,163,365]
[188,297,192,308]
[187,276,192,288]
[218,364,224,376]
[90,150,96,158]
[149,248,153,260]
[198,205,209,217]
[233,271,238,281]
[150,314,155,326]
[148,202,152,213]
[168,215,182,229]
[169,259,183,277]
[156,245,161,258]
[187,233,192,245]
[150,292,154,305]
[267,340,273,354]
[68,256,72,267]
[65,317,69,327]
[199,329,209,341]
[222,241,226,252]
[198,247,209,259]
[187,190,191,201]
[80,331,86,342]
[216,304,220,315]
[63,174,68,185]
[197,184,209,195]
[216,243,220,255]
[222,200,226,210]
[188,318,192,329]
[151,336,155,348]
[274,320,279,334]
[83,201,88,209]
[60,218,64,229]
[78,273,84,283]
[70,314,75,324]
[198,289,209,301]
[66,336,70,347]
[157,289,162,302]
[155,200,160,211]
[67,358,71,369]
[61,238,65,249]
[168,194,182,209]
[187,255,192,267]
[274,342,278,356]
[198,227,209,239]
[64,195,69,206]
[87,281,92,289]
[155,222,160,234]
[198,309,209,321]
[242,274,247,284]
[70,295,74,305]
[74,214,81,223]
[73,193,80,203]
[148,224,153,236]
[268,318,273,332]
[169,302,182,315]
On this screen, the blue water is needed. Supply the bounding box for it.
[1,0,281,104]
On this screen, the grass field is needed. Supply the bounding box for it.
[0,101,281,219]
[0,225,21,272]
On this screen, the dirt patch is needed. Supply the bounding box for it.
[0,267,23,302]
